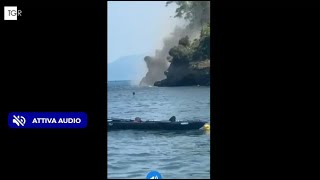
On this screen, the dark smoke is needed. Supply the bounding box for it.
[140,1,210,86]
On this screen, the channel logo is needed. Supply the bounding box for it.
[4,6,22,20]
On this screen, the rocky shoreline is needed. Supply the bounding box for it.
[154,59,210,86]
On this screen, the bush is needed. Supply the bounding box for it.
[178,36,190,47]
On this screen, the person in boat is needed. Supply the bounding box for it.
[134,117,142,123]
[169,116,176,122]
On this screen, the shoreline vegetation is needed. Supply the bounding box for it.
[140,1,210,87]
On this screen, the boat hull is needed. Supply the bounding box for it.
[107,121,207,131]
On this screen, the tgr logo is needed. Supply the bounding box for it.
[4,6,22,20]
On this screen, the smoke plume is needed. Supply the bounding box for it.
[140,1,210,86]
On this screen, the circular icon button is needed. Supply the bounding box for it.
[146,171,162,179]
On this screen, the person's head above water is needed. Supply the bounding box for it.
[134,117,141,122]
[169,116,176,122]
[133,92,135,95]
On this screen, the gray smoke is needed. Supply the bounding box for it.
[140,1,210,86]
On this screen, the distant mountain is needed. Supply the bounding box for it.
[108,55,147,81]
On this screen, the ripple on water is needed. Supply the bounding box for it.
[108,82,210,179]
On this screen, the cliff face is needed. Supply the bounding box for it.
[154,24,210,87]
[154,59,210,86]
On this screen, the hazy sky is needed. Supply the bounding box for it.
[107,1,181,64]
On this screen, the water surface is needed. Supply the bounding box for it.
[108,81,210,179]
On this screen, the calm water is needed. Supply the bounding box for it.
[108,80,210,179]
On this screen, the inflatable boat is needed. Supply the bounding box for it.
[107,118,208,131]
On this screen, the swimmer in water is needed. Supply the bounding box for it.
[133,92,135,95]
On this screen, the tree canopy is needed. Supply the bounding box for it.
[166,1,210,27]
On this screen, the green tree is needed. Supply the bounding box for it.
[166,1,210,27]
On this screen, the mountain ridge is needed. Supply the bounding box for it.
[108,54,147,81]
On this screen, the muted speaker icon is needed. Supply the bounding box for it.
[12,115,26,126]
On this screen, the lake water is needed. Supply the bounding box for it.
[107,80,211,179]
